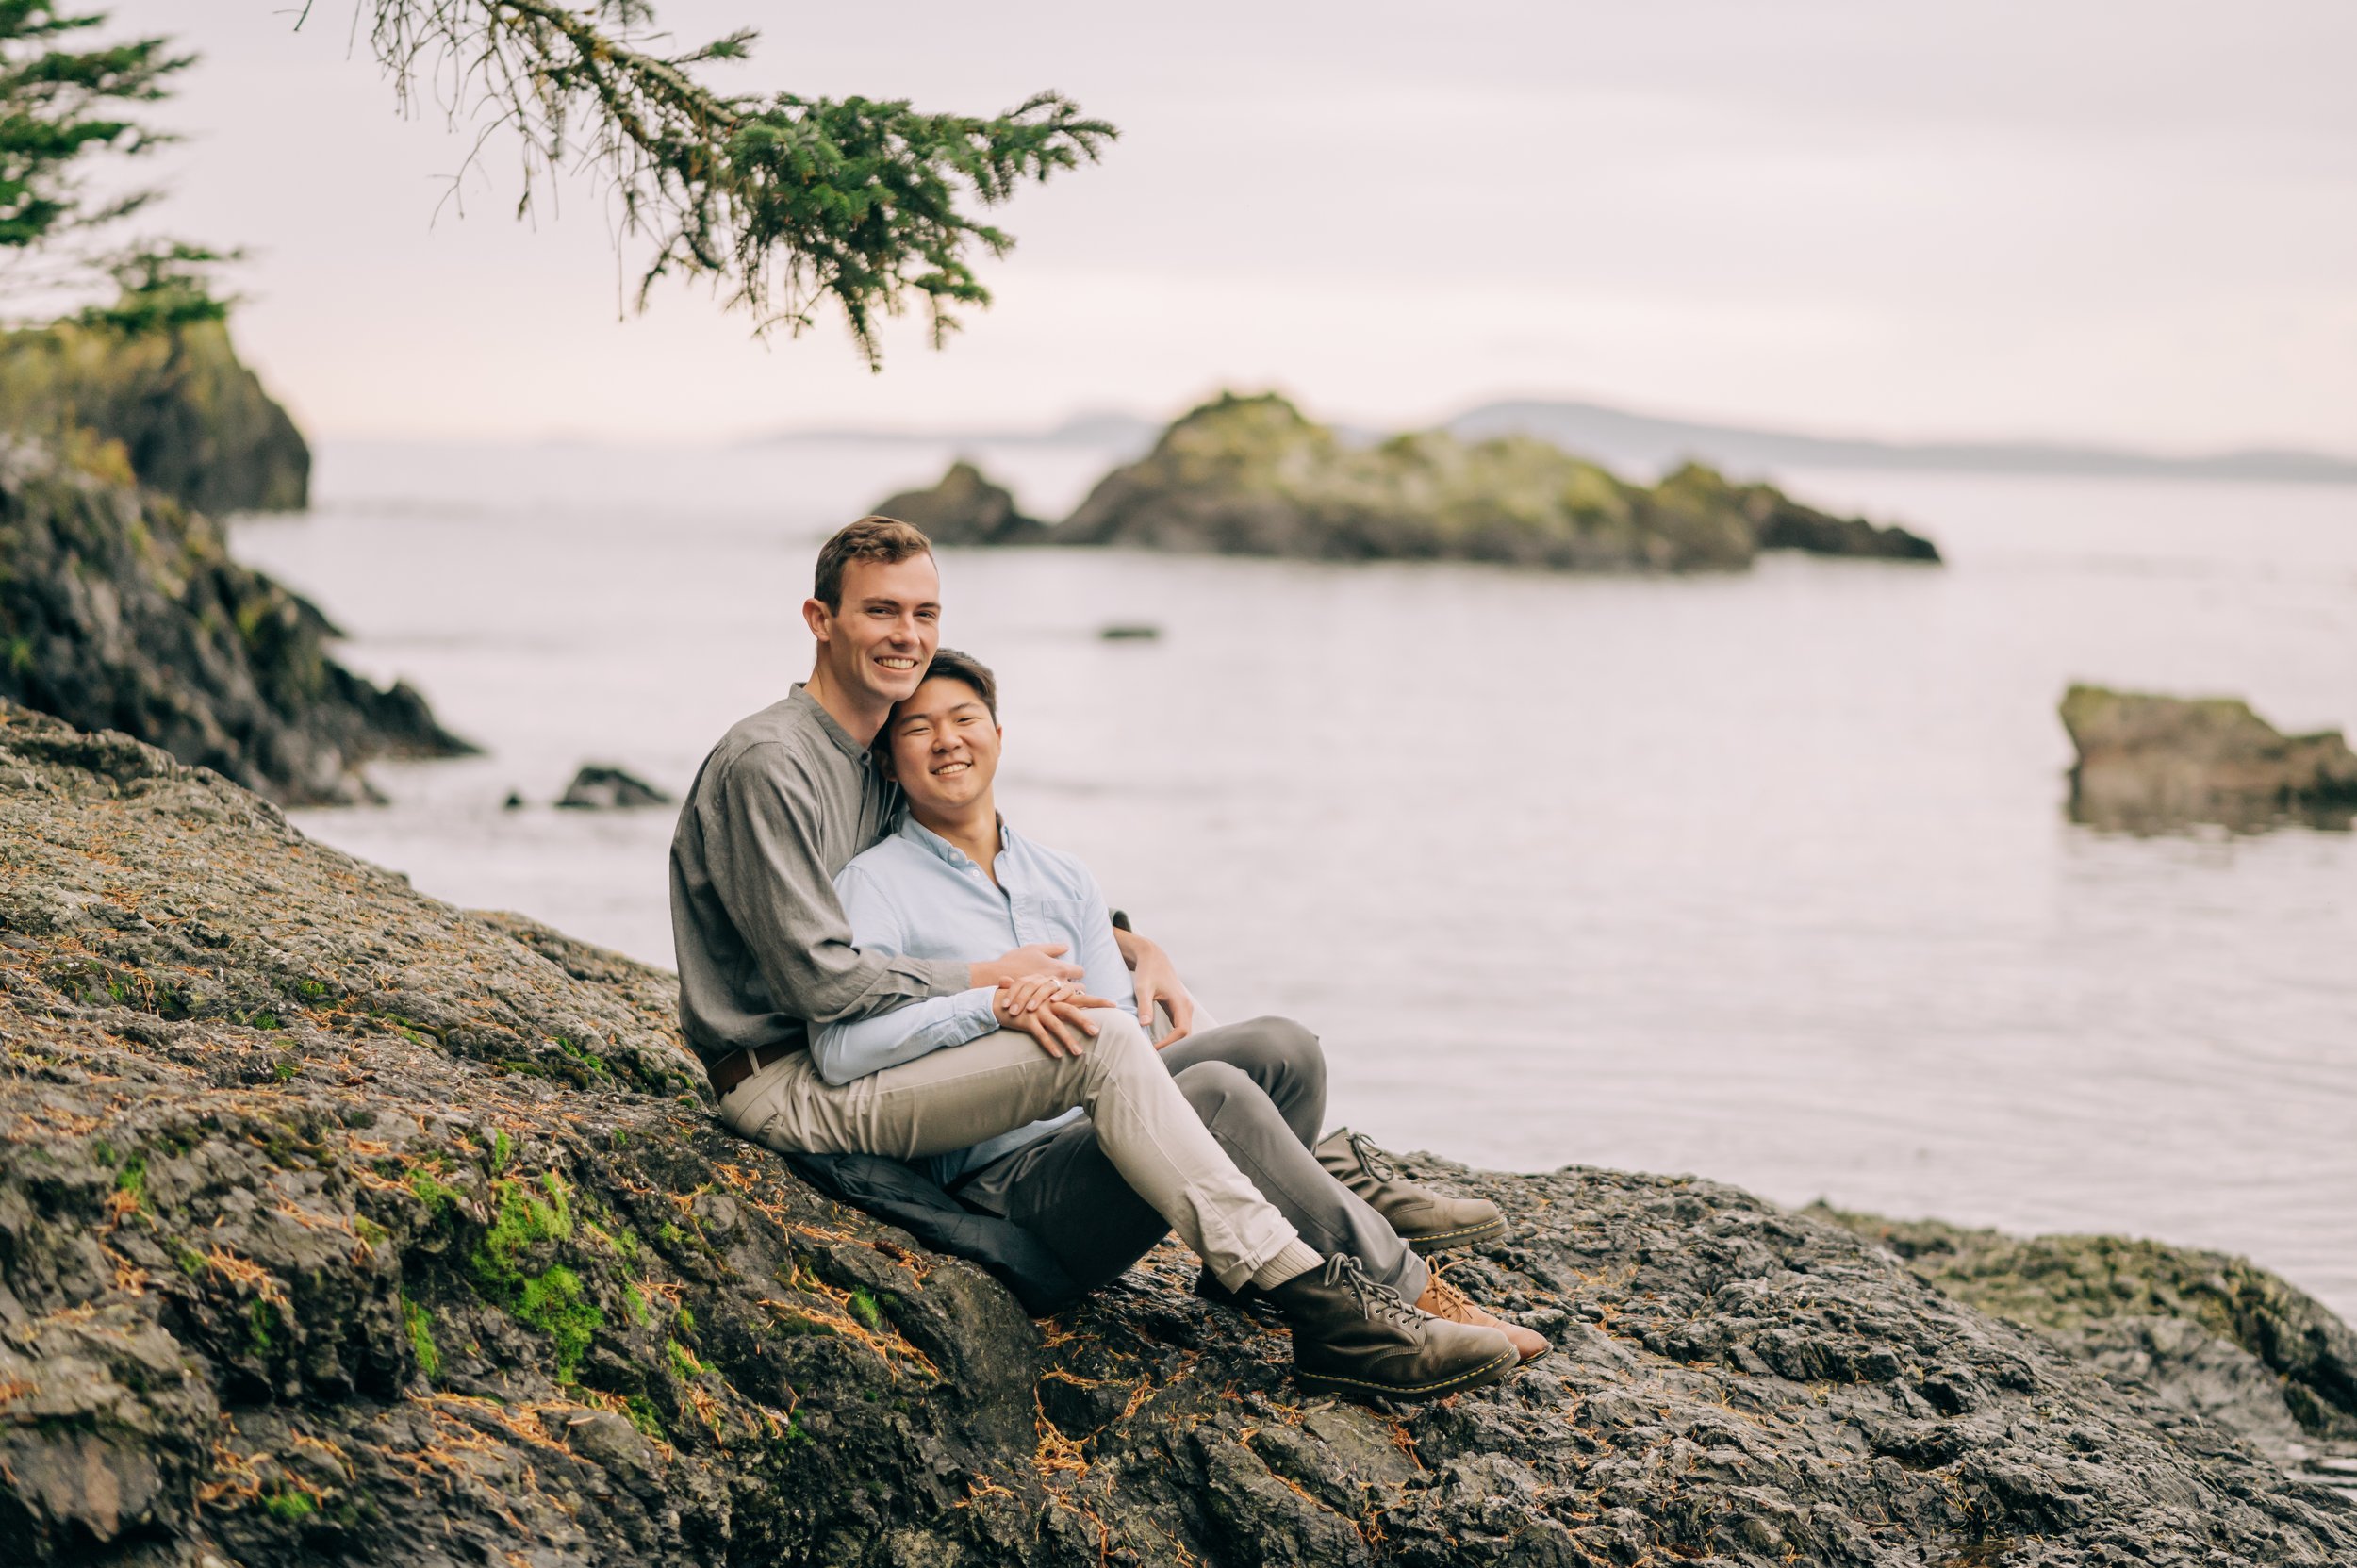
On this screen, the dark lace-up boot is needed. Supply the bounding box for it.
[1316,1128,1508,1254]
[1264,1254,1518,1401]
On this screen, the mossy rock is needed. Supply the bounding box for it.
[0,319,308,514]
[1039,392,1937,572]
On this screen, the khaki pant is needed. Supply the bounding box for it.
[718,1009,1302,1289]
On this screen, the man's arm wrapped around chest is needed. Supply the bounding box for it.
[701,740,965,1026]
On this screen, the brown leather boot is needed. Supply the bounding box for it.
[1264,1254,1517,1402]
[1316,1129,1507,1254]
[1416,1271,1548,1363]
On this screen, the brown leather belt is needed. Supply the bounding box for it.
[709,1043,793,1098]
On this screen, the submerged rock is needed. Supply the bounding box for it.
[0,441,471,804]
[1042,393,1938,571]
[556,764,673,810]
[3,699,2351,1567]
[874,459,1050,546]
[2059,684,2357,831]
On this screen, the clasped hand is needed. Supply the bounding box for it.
[992,972,1114,1057]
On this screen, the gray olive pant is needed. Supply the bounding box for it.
[956,1016,1429,1303]
[718,1007,1306,1290]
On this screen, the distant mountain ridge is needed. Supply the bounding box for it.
[756,399,2357,486]
[1448,400,2357,485]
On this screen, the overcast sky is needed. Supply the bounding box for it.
[102,2,2357,451]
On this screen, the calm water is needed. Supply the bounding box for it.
[234,438,2357,1321]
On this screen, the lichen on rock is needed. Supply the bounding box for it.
[3,699,2351,1567]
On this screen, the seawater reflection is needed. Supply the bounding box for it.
[234,440,2357,1321]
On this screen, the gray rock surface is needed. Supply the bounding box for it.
[0,442,470,805]
[556,765,674,811]
[3,699,2351,1566]
[2058,685,2357,832]
[1810,1205,2357,1481]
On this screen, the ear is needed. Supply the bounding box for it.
[800,597,832,642]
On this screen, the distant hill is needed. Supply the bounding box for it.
[1446,400,2357,486]
[754,399,2357,486]
[752,409,1162,453]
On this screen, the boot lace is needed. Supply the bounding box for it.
[1320,1253,1422,1330]
[1424,1273,1477,1323]
[1348,1131,1400,1184]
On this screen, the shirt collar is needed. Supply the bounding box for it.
[789,683,873,767]
[899,813,1016,871]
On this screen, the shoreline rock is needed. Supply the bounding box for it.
[0,441,471,805]
[1810,1205,2357,1466]
[2059,685,2357,832]
[878,394,1940,572]
[4,699,2351,1567]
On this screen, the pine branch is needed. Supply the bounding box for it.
[360,1,1115,365]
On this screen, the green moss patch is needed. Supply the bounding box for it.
[468,1171,604,1383]
[402,1293,441,1381]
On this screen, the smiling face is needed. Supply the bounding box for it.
[804,552,942,710]
[884,674,1002,821]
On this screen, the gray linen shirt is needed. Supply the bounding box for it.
[668,685,966,1068]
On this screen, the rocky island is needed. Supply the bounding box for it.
[6,698,2352,1567]
[881,393,1940,570]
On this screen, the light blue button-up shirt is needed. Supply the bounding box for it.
[812,816,1137,1183]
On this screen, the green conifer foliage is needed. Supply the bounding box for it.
[362,1,1116,363]
[0,0,184,253]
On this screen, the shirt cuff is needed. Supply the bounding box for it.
[948,986,1000,1041]
[922,957,970,998]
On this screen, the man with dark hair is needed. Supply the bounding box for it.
[669,519,1529,1401]
[809,650,1545,1377]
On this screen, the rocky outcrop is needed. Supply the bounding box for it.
[1741,481,1940,561]
[1811,1206,2357,1465]
[2059,685,2357,832]
[0,320,310,515]
[0,442,470,805]
[556,765,674,810]
[875,460,1050,546]
[5,701,2351,1567]
[894,395,1938,572]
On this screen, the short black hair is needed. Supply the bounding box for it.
[913,647,998,720]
